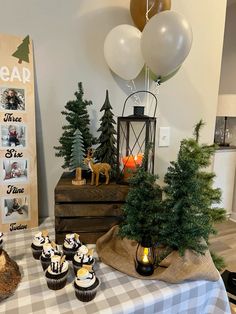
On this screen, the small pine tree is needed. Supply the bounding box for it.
[94,90,117,177]
[118,153,162,244]
[158,120,226,255]
[54,82,96,169]
[69,129,86,171]
[12,35,30,64]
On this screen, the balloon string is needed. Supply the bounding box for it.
[146,66,150,114]
[126,80,142,106]
[145,0,153,114]
[150,78,161,117]
[145,0,155,23]
[132,80,142,105]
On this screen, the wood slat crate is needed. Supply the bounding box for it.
[55,173,129,244]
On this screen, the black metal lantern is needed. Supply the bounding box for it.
[117,91,157,183]
[136,241,155,276]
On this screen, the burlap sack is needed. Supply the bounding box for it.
[96,225,219,283]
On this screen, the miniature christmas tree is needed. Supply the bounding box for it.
[94,90,117,177]
[69,129,86,171]
[12,35,30,64]
[118,151,162,244]
[54,82,96,169]
[158,120,226,256]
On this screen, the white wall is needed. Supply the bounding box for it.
[0,0,226,217]
[219,1,236,93]
[219,0,236,218]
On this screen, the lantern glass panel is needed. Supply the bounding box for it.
[136,243,155,276]
[117,117,156,183]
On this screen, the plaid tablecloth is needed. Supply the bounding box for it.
[0,218,231,314]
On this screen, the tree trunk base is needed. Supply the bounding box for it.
[72,179,86,185]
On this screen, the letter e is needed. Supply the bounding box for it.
[0,66,10,81]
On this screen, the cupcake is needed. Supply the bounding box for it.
[31,230,50,260]
[40,241,62,270]
[74,265,100,302]
[45,255,69,290]
[63,233,81,260]
[73,245,95,275]
[0,232,3,249]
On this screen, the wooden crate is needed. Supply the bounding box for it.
[55,173,129,244]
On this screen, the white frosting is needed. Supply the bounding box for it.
[47,255,69,275]
[32,232,50,247]
[78,245,88,255]
[63,233,81,249]
[75,269,96,288]
[74,245,94,264]
[42,243,60,259]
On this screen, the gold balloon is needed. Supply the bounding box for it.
[130,0,171,31]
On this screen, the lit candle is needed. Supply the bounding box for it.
[122,154,143,180]
[142,247,149,264]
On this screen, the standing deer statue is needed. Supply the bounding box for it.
[84,149,111,186]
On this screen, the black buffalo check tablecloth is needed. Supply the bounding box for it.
[0,218,231,314]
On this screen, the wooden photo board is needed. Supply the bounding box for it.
[0,33,38,232]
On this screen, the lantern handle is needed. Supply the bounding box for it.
[122,90,157,117]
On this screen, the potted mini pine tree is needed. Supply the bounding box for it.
[54,82,96,170]
[118,150,162,275]
[158,120,226,269]
[94,90,117,179]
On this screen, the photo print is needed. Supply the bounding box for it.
[2,196,29,223]
[0,87,25,111]
[1,124,26,148]
[2,159,28,183]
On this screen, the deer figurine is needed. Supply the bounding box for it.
[84,149,111,186]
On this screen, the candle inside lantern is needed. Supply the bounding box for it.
[142,247,149,264]
[122,154,143,180]
[136,244,155,276]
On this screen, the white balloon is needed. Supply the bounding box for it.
[104,25,145,80]
[141,11,193,77]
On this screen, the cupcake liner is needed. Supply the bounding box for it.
[45,270,68,290]
[73,264,82,276]
[73,259,95,276]
[31,246,42,260]
[62,248,77,261]
[40,256,51,271]
[74,278,100,302]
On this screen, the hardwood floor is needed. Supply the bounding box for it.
[210,218,236,272]
[210,219,236,314]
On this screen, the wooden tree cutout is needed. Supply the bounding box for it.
[12,35,30,64]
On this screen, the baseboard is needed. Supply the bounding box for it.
[230,212,236,222]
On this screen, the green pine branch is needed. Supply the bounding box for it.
[159,120,226,255]
[54,82,96,169]
[94,90,117,178]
